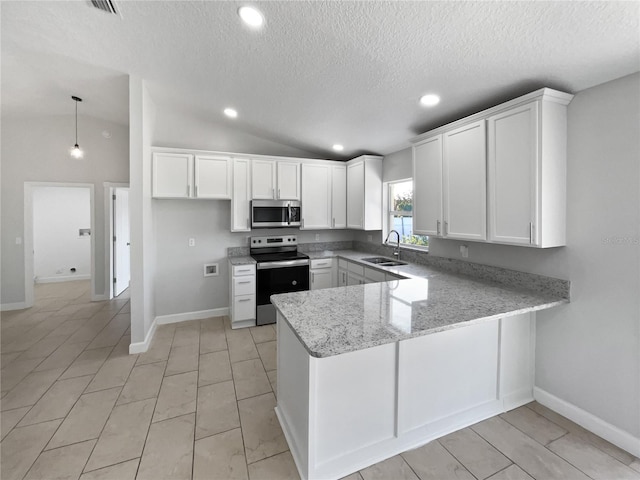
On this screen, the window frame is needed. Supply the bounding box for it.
[384,178,429,252]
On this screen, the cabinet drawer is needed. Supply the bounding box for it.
[364,267,386,283]
[233,295,255,321]
[347,262,364,276]
[338,259,348,269]
[311,258,333,269]
[234,276,256,296]
[232,264,256,276]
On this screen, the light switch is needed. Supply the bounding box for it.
[188,238,195,247]
[315,234,320,241]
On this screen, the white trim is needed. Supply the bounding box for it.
[534,387,640,457]
[104,182,130,300]
[35,274,91,283]
[1,302,28,312]
[129,318,157,354]
[24,182,97,306]
[155,307,229,325]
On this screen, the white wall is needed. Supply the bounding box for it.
[33,186,91,282]
[129,76,157,346]
[1,114,129,306]
[383,73,640,442]
[154,199,353,316]
[382,147,412,183]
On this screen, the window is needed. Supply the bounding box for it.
[387,180,429,248]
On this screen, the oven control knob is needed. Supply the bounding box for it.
[292,280,297,286]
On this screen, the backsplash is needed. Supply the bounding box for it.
[353,241,570,299]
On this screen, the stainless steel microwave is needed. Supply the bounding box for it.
[251,200,302,228]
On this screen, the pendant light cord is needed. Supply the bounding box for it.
[75,99,78,144]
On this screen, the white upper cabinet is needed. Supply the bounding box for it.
[251,159,276,199]
[194,155,232,199]
[153,152,231,199]
[152,152,193,198]
[301,163,332,230]
[487,93,570,247]
[331,164,347,229]
[411,87,572,248]
[301,163,347,230]
[252,159,301,200]
[443,120,487,241]
[231,157,251,232]
[277,161,301,200]
[347,156,382,230]
[413,135,443,236]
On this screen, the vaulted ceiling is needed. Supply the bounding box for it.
[2,1,639,158]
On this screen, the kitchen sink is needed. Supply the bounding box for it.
[361,257,408,267]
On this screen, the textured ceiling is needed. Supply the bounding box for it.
[2,1,639,158]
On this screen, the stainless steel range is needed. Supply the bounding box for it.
[250,235,310,326]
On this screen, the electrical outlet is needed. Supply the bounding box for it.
[188,238,195,247]
[315,234,320,241]
[367,235,373,242]
[460,245,469,258]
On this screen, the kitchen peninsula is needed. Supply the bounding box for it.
[271,259,569,480]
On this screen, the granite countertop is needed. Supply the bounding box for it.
[228,256,256,266]
[271,251,568,358]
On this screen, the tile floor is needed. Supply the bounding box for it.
[2,280,639,480]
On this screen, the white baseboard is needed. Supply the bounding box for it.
[35,274,91,283]
[1,301,28,312]
[155,307,229,325]
[92,294,108,301]
[129,319,157,354]
[534,387,640,457]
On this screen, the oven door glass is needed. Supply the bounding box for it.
[256,264,310,306]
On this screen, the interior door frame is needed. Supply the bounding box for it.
[24,182,96,307]
[104,182,130,299]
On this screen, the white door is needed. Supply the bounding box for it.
[301,163,331,229]
[347,161,365,229]
[252,159,276,199]
[487,102,538,245]
[194,155,231,199]
[113,188,130,296]
[443,120,487,241]
[277,161,301,200]
[331,165,347,229]
[413,135,443,236]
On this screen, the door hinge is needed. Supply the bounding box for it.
[113,236,116,242]
[112,194,116,200]
[113,277,117,283]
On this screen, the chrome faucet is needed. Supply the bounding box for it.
[384,230,401,260]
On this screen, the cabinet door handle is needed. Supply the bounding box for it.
[246,218,249,229]
[437,220,441,236]
[195,185,198,197]
[301,218,305,228]
[332,218,335,228]
[444,221,448,236]
[238,280,251,284]
[272,188,275,199]
[278,188,281,199]
[238,298,251,302]
[529,222,534,244]
[311,272,315,283]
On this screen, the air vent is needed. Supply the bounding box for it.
[90,0,119,16]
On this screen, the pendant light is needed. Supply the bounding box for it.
[70,96,83,159]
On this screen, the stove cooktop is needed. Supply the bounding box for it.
[250,251,309,263]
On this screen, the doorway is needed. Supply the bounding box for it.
[24,182,95,308]
[106,183,130,299]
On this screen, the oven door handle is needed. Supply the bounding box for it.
[287,203,291,225]
[257,259,310,269]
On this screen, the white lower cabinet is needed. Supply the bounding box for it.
[229,263,256,328]
[276,312,534,480]
[310,259,334,290]
[346,262,365,286]
[337,259,348,286]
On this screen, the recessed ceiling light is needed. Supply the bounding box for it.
[238,6,264,28]
[419,94,440,107]
[332,144,344,152]
[224,108,238,118]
